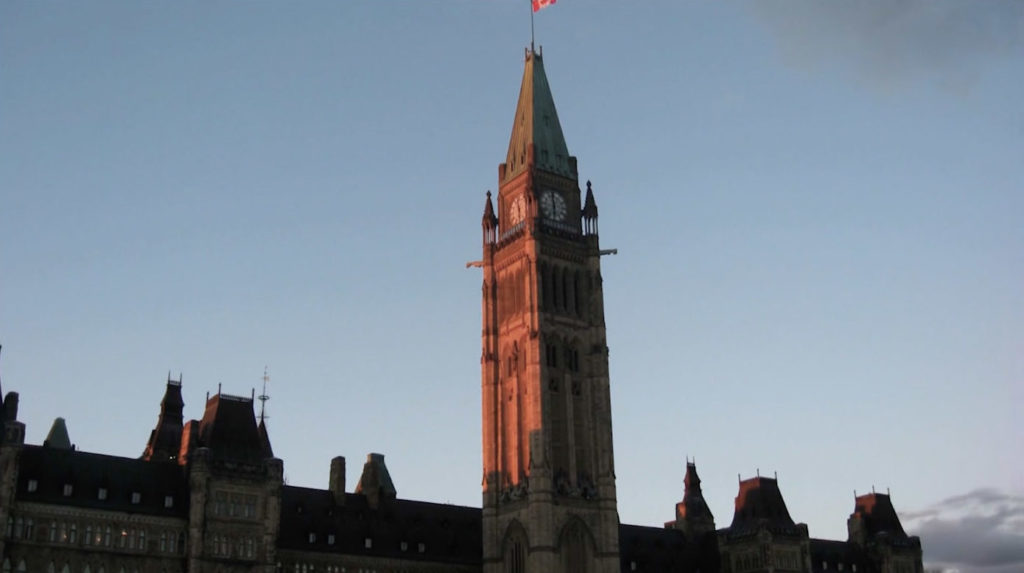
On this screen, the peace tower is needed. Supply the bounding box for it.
[480,47,620,573]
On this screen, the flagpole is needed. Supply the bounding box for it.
[530,0,535,53]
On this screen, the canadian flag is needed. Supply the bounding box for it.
[532,0,555,12]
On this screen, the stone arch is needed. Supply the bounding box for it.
[558,517,596,573]
[501,520,530,573]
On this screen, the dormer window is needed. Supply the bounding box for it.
[400,541,408,552]
[98,488,107,500]
[26,480,38,493]
[308,532,316,544]
[164,495,174,508]
[418,542,426,553]
[62,484,73,496]
[327,534,335,546]
[130,492,141,504]
[364,537,372,549]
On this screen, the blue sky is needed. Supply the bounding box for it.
[2,2,1021,571]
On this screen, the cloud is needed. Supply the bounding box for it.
[903,488,1024,573]
[748,1,1024,93]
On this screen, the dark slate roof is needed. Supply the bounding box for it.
[197,393,269,462]
[677,462,714,523]
[728,476,799,534]
[143,381,184,461]
[618,524,712,573]
[278,486,482,565]
[44,417,72,449]
[851,493,907,538]
[15,445,189,517]
[809,539,877,573]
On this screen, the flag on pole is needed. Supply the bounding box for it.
[533,0,555,12]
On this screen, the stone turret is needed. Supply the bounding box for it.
[671,460,716,536]
[848,492,923,573]
[143,377,185,461]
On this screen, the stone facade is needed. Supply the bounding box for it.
[0,50,923,573]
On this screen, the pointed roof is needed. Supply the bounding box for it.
[197,392,267,463]
[143,379,185,461]
[850,492,908,538]
[582,180,598,218]
[482,191,497,227]
[730,476,796,529]
[503,48,572,183]
[677,461,714,523]
[45,417,72,449]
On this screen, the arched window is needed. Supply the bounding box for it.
[47,562,55,573]
[15,561,25,573]
[560,520,594,573]
[503,522,529,573]
[2,559,10,573]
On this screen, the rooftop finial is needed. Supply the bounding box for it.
[259,366,271,423]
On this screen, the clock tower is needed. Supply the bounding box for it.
[480,48,619,573]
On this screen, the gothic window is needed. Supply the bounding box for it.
[503,523,528,573]
[563,270,572,314]
[560,520,594,573]
[573,272,581,315]
[552,267,562,310]
[541,263,551,310]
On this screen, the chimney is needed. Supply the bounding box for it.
[329,456,346,505]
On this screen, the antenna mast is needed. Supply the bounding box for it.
[259,366,271,423]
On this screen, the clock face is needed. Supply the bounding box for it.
[508,196,526,225]
[539,190,567,221]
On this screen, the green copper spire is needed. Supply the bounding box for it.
[503,48,572,182]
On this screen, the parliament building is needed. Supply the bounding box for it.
[0,49,923,573]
